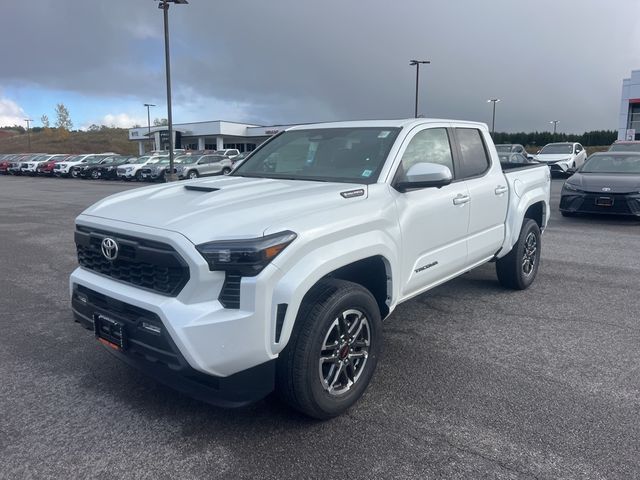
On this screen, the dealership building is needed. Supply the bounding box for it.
[618,70,640,140]
[128,120,298,155]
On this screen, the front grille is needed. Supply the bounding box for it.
[75,227,190,296]
[561,193,640,215]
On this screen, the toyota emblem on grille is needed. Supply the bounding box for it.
[101,237,119,261]
[601,187,611,192]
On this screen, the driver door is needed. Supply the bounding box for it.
[392,125,470,300]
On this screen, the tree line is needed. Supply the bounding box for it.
[491,130,617,147]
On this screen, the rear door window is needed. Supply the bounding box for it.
[455,128,490,179]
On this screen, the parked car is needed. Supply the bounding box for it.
[8,154,36,175]
[498,152,537,165]
[55,153,117,178]
[138,156,185,182]
[0,159,10,174]
[20,154,63,175]
[495,144,527,154]
[78,156,127,179]
[608,140,640,152]
[70,118,550,418]
[214,148,240,159]
[175,153,233,179]
[559,152,640,217]
[36,155,73,176]
[95,156,138,180]
[116,154,167,181]
[533,142,587,174]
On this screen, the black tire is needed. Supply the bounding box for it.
[276,279,382,419]
[91,170,100,180]
[70,168,79,178]
[135,170,143,182]
[188,170,199,179]
[496,218,541,290]
[222,167,231,175]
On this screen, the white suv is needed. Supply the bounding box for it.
[116,154,167,181]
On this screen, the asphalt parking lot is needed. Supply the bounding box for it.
[1,176,639,479]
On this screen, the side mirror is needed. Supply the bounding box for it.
[396,162,453,192]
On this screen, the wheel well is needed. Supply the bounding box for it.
[324,256,391,319]
[524,201,545,228]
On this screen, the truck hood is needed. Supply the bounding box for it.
[79,176,368,245]
[534,154,573,163]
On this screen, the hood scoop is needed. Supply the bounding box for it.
[184,185,220,193]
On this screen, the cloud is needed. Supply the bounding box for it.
[0,96,27,127]
[80,113,147,130]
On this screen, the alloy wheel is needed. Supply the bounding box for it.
[318,309,370,396]
[522,232,537,276]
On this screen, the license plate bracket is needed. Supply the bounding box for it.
[93,313,127,351]
[595,196,613,207]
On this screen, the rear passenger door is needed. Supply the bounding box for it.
[393,125,471,299]
[453,128,508,265]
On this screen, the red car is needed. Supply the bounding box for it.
[0,160,10,174]
[37,155,73,175]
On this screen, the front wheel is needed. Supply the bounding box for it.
[496,218,541,290]
[91,170,100,180]
[222,167,231,175]
[276,279,382,419]
[188,170,199,179]
[70,168,79,178]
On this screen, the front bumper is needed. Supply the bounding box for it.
[71,284,275,407]
[117,170,136,179]
[560,191,640,216]
[69,217,290,394]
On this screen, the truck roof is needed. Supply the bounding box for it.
[286,118,489,131]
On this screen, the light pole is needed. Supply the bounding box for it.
[409,60,430,118]
[24,119,33,153]
[550,120,559,135]
[157,0,188,181]
[487,99,500,137]
[144,103,156,152]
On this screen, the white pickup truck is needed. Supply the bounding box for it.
[70,119,551,418]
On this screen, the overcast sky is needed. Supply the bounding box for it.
[1,0,639,133]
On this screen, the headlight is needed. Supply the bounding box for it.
[125,167,134,171]
[563,182,582,192]
[196,231,297,276]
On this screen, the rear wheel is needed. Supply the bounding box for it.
[276,279,382,419]
[496,218,541,290]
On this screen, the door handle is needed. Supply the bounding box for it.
[494,185,508,195]
[453,194,470,205]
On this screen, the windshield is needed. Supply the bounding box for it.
[581,154,640,174]
[608,143,640,152]
[539,144,573,155]
[233,127,401,184]
[495,145,513,153]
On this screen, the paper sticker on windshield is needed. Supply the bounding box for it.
[362,169,373,177]
[378,131,391,138]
